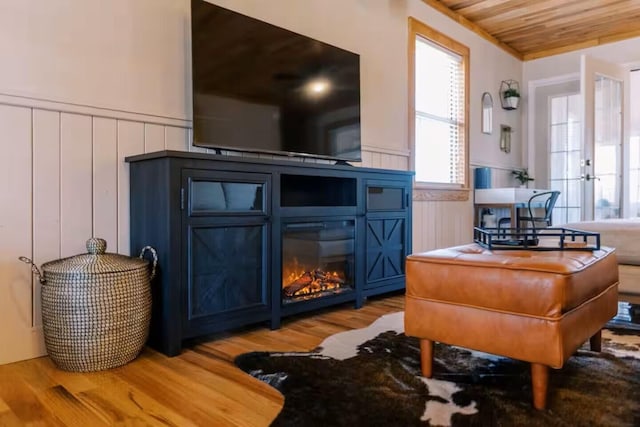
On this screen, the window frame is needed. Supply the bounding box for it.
[408,18,470,201]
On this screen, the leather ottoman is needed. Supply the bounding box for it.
[404,243,619,410]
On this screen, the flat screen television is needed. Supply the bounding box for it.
[190,0,362,162]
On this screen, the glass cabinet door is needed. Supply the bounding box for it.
[367,185,406,211]
[190,180,265,214]
[182,169,271,334]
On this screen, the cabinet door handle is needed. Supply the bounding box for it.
[180,188,185,210]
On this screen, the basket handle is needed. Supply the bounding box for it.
[18,256,46,284]
[139,246,158,281]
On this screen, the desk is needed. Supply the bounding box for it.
[474,188,550,227]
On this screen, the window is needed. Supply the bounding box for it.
[409,19,469,199]
[629,70,640,217]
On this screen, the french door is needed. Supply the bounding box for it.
[579,55,625,220]
[549,56,625,224]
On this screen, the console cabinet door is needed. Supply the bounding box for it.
[182,170,271,337]
[365,180,410,291]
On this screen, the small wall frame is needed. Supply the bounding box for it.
[500,124,512,153]
[481,92,493,134]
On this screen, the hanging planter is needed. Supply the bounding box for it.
[504,91,520,109]
[500,80,520,110]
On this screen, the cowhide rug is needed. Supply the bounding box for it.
[235,312,640,426]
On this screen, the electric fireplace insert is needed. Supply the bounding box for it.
[282,219,355,304]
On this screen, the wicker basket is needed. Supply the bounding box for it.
[20,238,157,372]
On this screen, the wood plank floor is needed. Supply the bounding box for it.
[0,294,404,426]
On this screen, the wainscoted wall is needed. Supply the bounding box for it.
[0,95,194,364]
[413,200,473,252]
[0,94,470,365]
[359,147,409,171]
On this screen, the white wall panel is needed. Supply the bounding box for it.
[381,154,392,169]
[413,202,432,252]
[411,200,473,253]
[144,123,165,153]
[117,121,145,255]
[32,109,61,327]
[372,153,383,168]
[0,104,44,364]
[360,151,373,167]
[60,113,93,257]
[165,125,189,151]
[359,148,409,171]
[93,117,118,247]
[0,101,190,364]
[411,202,424,252]
[438,201,471,248]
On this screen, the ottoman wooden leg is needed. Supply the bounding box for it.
[590,330,602,352]
[531,363,549,410]
[420,339,434,378]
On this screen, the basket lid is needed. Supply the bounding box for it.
[41,238,148,275]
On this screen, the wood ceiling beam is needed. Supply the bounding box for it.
[510,19,640,53]
[523,27,640,61]
[424,0,640,61]
[452,0,533,20]
[421,0,523,60]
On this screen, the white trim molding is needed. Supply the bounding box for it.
[0,92,191,128]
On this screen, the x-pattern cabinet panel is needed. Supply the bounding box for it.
[364,180,411,295]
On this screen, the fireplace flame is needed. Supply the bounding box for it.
[282,267,345,298]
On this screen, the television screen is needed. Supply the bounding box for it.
[191,0,362,162]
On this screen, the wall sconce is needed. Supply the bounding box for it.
[499,80,520,110]
[500,124,512,153]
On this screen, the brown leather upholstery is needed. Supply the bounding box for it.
[405,243,619,409]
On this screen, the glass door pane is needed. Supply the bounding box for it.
[580,54,624,220]
[593,76,622,219]
[549,94,582,225]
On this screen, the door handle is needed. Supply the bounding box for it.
[581,174,600,181]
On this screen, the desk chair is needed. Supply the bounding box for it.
[497,190,561,235]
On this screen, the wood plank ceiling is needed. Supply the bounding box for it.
[424,0,640,60]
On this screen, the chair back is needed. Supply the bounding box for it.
[526,191,560,226]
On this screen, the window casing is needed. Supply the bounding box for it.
[409,18,469,200]
[627,70,640,216]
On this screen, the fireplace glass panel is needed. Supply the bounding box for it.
[282,220,355,303]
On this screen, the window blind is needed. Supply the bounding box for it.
[414,36,465,185]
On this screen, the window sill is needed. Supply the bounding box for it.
[413,186,470,201]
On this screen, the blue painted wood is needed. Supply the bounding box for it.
[127,150,413,356]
